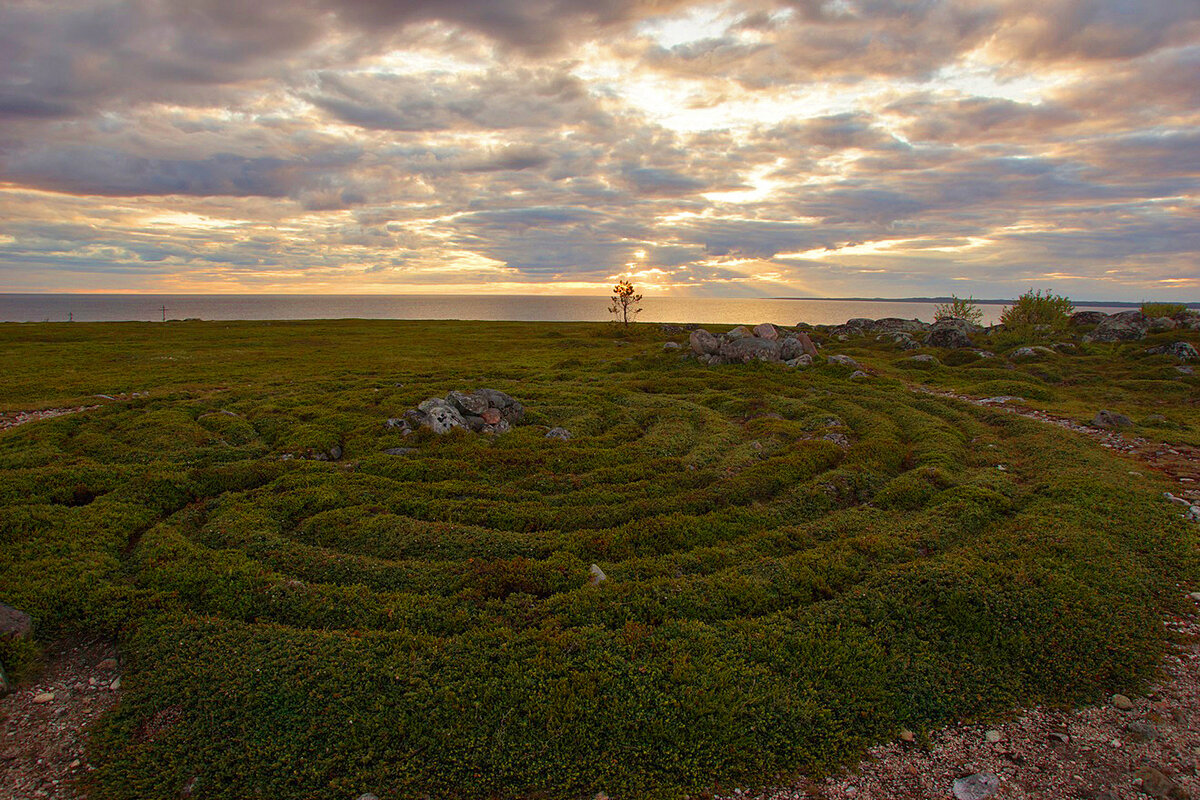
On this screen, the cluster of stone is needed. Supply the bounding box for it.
[687,323,820,367]
[391,389,524,435]
[1077,309,1200,342]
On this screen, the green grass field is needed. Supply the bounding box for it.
[1,318,1198,799]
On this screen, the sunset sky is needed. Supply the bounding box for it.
[1,0,1197,299]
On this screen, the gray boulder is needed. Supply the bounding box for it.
[779,336,803,361]
[546,427,572,440]
[726,325,752,340]
[447,390,489,416]
[1146,341,1199,361]
[719,337,783,363]
[1069,310,1109,327]
[1148,316,1177,332]
[662,341,681,351]
[873,317,930,333]
[827,354,861,369]
[752,322,779,340]
[1085,313,1148,342]
[925,318,979,349]
[1008,346,1054,360]
[785,354,814,368]
[877,331,920,350]
[1092,409,1133,429]
[411,399,468,434]
[689,329,721,356]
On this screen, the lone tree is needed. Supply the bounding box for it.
[609,281,643,329]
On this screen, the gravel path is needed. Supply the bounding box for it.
[0,638,121,800]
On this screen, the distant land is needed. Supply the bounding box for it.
[770,296,1200,308]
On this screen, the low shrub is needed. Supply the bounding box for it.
[1140,302,1187,318]
[1000,289,1074,332]
[933,296,984,325]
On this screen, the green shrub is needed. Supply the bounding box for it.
[1140,302,1187,318]
[933,296,984,325]
[1000,289,1074,330]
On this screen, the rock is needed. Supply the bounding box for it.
[589,564,607,585]
[479,408,501,425]
[384,417,404,430]
[328,445,342,461]
[447,390,489,416]
[952,772,999,800]
[752,322,779,340]
[1146,341,1198,361]
[1148,316,1177,332]
[383,447,417,456]
[726,325,752,340]
[412,400,468,434]
[873,317,929,333]
[1188,592,1200,601]
[785,355,814,368]
[1085,313,1148,342]
[898,729,915,743]
[98,658,118,670]
[846,317,875,329]
[1008,346,1054,360]
[689,329,721,356]
[1133,766,1180,798]
[109,676,121,691]
[827,354,861,369]
[849,370,870,380]
[34,692,55,703]
[1070,311,1109,327]
[926,318,980,349]
[1112,693,1135,710]
[902,354,940,366]
[546,427,571,440]
[795,332,819,358]
[1125,721,1160,741]
[877,331,921,350]
[719,337,783,364]
[662,341,681,350]
[0,602,32,640]
[985,729,1002,743]
[1093,410,1134,429]
[357,795,380,800]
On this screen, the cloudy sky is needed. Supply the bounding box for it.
[1,0,1197,299]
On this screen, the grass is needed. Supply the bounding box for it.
[0,318,1198,799]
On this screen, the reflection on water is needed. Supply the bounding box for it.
[0,294,1122,326]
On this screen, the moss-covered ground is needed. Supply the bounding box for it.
[1,318,1198,799]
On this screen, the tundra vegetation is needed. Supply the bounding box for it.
[0,315,1198,800]
[933,295,984,325]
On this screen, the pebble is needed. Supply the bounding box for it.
[1111,694,1134,711]
[1188,592,1200,602]
[985,729,1002,743]
[109,677,121,691]
[33,692,55,704]
[898,729,915,743]
[97,658,118,669]
[952,772,999,800]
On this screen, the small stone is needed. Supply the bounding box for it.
[97,658,118,670]
[1092,409,1133,429]
[480,408,502,425]
[356,795,380,800]
[69,760,80,769]
[662,341,681,350]
[898,729,915,743]
[109,677,121,691]
[33,692,54,703]
[546,427,572,441]
[952,772,999,800]
[849,370,870,380]
[88,677,96,686]
[1112,694,1135,711]
[985,729,1002,743]
[1047,732,1070,744]
[1133,766,1179,798]
[1187,592,1200,601]
[827,354,861,370]
[382,447,417,456]
[589,564,607,585]
[1125,721,1160,742]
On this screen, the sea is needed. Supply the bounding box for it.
[0,294,1132,327]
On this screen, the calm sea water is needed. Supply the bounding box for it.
[0,294,1123,327]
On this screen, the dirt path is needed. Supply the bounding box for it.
[0,638,121,800]
[0,406,101,432]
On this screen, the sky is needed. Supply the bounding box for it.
[0,0,1197,300]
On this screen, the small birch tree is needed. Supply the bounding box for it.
[609,281,643,329]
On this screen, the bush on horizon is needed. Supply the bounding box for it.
[1141,302,1188,318]
[933,295,984,325]
[999,289,1073,337]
